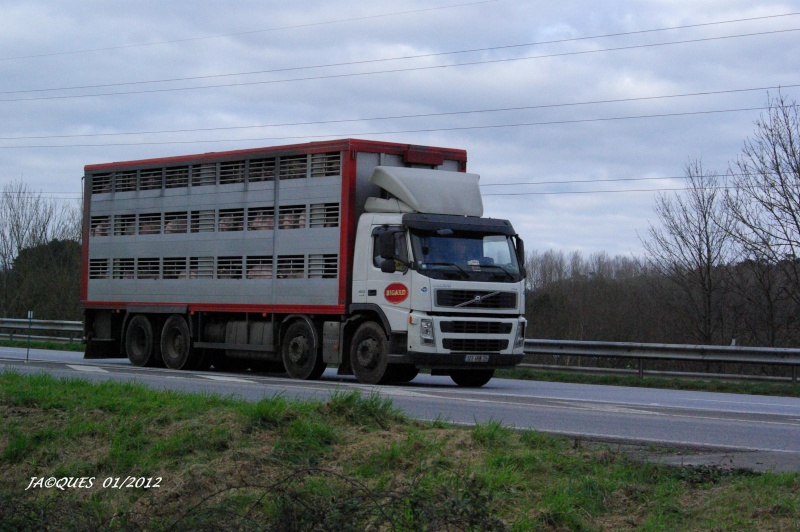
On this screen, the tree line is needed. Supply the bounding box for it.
[527,93,800,348]
[1,93,798,348]
[0,181,81,320]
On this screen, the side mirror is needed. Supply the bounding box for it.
[380,259,397,274]
[378,231,396,260]
[514,235,526,278]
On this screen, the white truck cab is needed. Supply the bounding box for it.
[349,166,526,387]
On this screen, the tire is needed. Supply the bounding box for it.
[384,364,419,384]
[350,321,389,385]
[125,315,156,367]
[282,320,325,380]
[449,369,494,388]
[160,314,193,370]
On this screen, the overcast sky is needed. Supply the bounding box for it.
[2,0,799,257]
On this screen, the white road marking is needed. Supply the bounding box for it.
[66,364,108,373]
[198,375,257,384]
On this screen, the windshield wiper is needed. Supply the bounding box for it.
[420,262,469,279]
[477,263,516,280]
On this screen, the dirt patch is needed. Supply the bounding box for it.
[581,439,800,473]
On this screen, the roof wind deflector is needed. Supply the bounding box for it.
[368,166,483,217]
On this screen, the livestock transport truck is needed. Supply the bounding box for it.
[82,139,526,387]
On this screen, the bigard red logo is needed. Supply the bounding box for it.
[384,283,409,304]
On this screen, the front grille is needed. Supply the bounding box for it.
[435,290,517,309]
[440,321,513,334]
[442,339,508,352]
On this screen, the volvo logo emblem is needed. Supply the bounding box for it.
[455,291,500,308]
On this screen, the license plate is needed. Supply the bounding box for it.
[464,355,489,363]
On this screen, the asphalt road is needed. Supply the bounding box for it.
[3,346,800,471]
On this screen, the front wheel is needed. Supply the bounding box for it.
[350,321,389,384]
[449,369,494,388]
[282,320,325,380]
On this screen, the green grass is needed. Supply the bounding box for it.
[1,371,798,530]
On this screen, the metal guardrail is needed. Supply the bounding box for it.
[2,320,799,383]
[0,318,82,343]
[523,339,800,384]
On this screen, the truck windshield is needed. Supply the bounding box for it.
[409,231,523,282]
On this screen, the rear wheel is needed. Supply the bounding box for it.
[125,315,156,367]
[350,321,389,384]
[282,320,325,380]
[160,315,193,370]
[449,369,494,388]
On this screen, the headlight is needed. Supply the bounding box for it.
[420,319,435,346]
[514,321,525,348]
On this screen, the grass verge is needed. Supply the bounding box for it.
[1,371,799,530]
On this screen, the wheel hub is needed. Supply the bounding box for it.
[132,329,146,353]
[171,332,184,353]
[356,338,378,369]
[288,336,308,363]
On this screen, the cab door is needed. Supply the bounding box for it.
[367,225,412,332]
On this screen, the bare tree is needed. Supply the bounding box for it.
[642,160,738,344]
[0,180,81,317]
[726,92,800,305]
[0,181,52,271]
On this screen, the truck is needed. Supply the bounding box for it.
[81,139,526,387]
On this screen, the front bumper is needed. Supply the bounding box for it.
[407,351,524,369]
[406,313,526,369]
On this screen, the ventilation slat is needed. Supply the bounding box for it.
[189,257,214,279]
[191,164,217,186]
[277,255,304,278]
[247,207,274,231]
[278,205,306,229]
[310,152,341,177]
[113,214,136,236]
[219,161,245,184]
[137,258,160,280]
[91,174,112,195]
[249,158,276,182]
[308,254,337,278]
[165,166,189,188]
[217,256,243,279]
[190,210,215,233]
[279,155,307,180]
[140,169,163,190]
[164,212,188,234]
[90,216,110,237]
[219,208,244,232]
[138,213,162,235]
[246,256,273,279]
[89,259,109,279]
[115,171,137,192]
[309,203,339,228]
